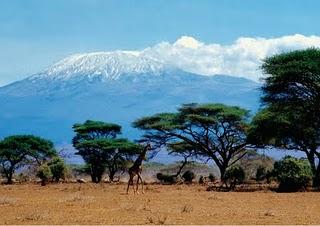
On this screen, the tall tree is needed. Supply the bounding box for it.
[133,103,249,180]
[248,48,320,186]
[0,135,56,184]
[72,120,141,182]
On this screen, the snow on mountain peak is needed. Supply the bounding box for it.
[32,51,168,81]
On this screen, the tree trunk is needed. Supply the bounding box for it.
[175,158,188,177]
[91,174,98,183]
[6,173,13,185]
[109,170,116,182]
[90,165,102,183]
[314,164,320,187]
[97,174,102,183]
[41,179,46,186]
[306,151,320,187]
[219,165,227,183]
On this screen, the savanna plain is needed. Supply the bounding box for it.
[0,183,319,225]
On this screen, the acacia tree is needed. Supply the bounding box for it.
[248,48,320,186]
[0,135,56,184]
[72,120,141,183]
[133,103,249,181]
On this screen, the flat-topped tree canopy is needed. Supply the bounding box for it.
[0,135,56,164]
[74,138,142,159]
[251,48,320,187]
[72,120,122,144]
[133,103,250,180]
[0,135,56,184]
[261,48,320,106]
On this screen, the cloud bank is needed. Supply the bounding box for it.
[141,34,320,82]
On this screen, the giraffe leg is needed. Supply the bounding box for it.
[135,175,140,195]
[126,174,133,194]
[134,176,139,195]
[137,173,144,194]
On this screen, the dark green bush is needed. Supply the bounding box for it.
[156,173,177,184]
[182,170,195,183]
[265,170,274,184]
[225,166,245,188]
[208,173,216,182]
[198,176,205,184]
[273,156,312,192]
[47,157,67,182]
[156,172,163,181]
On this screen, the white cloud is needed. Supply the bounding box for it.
[142,34,320,82]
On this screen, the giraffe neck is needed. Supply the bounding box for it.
[133,146,148,167]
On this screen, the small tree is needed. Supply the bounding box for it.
[0,135,56,184]
[37,164,52,186]
[273,156,312,192]
[73,120,141,183]
[47,157,67,182]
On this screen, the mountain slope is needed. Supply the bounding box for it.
[0,51,260,162]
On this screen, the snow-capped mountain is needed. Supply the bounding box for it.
[0,51,177,97]
[32,51,167,81]
[0,51,260,162]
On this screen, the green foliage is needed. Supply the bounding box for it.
[37,164,52,186]
[182,170,195,183]
[47,157,67,182]
[72,120,141,183]
[251,48,320,186]
[72,120,121,143]
[273,156,312,192]
[134,103,249,181]
[0,135,56,184]
[224,166,245,189]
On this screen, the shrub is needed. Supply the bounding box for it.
[224,166,245,189]
[182,170,195,183]
[273,156,312,192]
[156,172,163,181]
[156,173,177,184]
[256,165,267,181]
[265,170,274,184]
[47,157,67,182]
[199,176,205,184]
[208,173,216,182]
[37,164,52,186]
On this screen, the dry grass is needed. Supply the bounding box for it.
[0,197,17,205]
[0,183,319,224]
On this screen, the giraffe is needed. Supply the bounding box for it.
[126,143,151,194]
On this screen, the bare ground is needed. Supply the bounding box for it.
[0,183,319,225]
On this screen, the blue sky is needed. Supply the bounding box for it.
[1,0,320,85]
